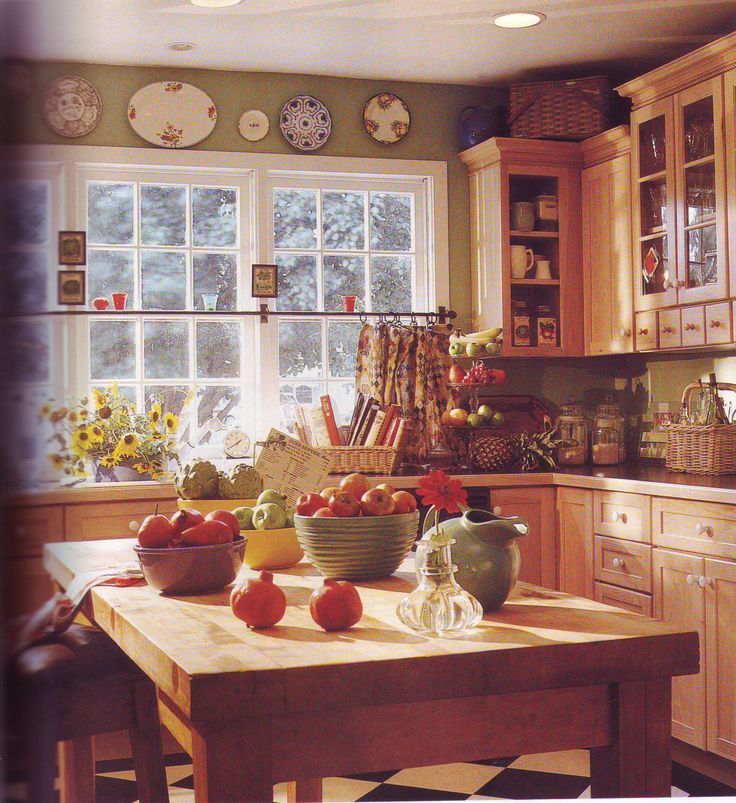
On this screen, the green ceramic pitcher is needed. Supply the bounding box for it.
[420,505,529,611]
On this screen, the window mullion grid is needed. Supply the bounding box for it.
[366,192,373,313]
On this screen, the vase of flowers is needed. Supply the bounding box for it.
[43,384,183,482]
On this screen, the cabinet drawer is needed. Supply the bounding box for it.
[635,311,658,350]
[593,491,650,542]
[659,308,682,349]
[7,505,64,557]
[705,302,732,345]
[64,500,178,541]
[594,581,652,616]
[594,535,652,592]
[681,306,705,347]
[652,498,736,561]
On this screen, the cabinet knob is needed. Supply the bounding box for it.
[619,327,632,338]
[129,520,140,533]
[684,322,697,331]
[663,279,672,290]
[612,557,625,569]
[661,326,674,334]
[698,575,711,589]
[677,280,686,288]
[611,511,627,524]
[686,573,697,585]
[694,522,712,537]
[493,506,502,516]
[709,319,721,328]
[638,327,648,336]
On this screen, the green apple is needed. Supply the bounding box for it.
[252,503,288,530]
[465,342,484,357]
[256,489,287,509]
[467,413,483,428]
[485,342,501,355]
[477,404,494,420]
[284,510,295,527]
[449,341,465,357]
[491,411,506,427]
[233,506,255,530]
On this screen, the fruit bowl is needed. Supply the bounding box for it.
[134,535,247,595]
[176,498,257,515]
[243,527,303,570]
[294,512,420,581]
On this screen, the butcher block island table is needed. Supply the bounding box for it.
[45,539,699,803]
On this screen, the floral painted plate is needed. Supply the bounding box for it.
[363,92,410,144]
[43,75,102,137]
[127,81,217,148]
[280,95,332,151]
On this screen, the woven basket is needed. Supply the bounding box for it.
[509,76,610,141]
[665,382,736,475]
[318,446,401,475]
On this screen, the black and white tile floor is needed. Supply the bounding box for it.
[5,749,736,802]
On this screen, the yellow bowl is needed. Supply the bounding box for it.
[176,498,258,515]
[243,527,303,571]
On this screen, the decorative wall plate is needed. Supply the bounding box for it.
[238,109,269,141]
[127,81,217,148]
[363,92,410,144]
[280,95,331,151]
[643,244,660,283]
[43,75,101,138]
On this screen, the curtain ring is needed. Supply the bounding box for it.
[359,312,368,325]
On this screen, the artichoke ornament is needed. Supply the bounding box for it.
[218,464,263,499]
[174,458,219,499]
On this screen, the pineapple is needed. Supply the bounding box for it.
[470,428,559,472]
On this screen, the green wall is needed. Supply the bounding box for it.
[13,61,506,327]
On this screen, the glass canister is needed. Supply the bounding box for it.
[556,402,589,465]
[594,401,627,463]
[592,425,621,465]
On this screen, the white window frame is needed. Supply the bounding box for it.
[12,144,449,446]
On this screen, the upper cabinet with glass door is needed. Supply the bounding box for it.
[725,67,736,300]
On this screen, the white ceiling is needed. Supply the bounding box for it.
[7,0,736,85]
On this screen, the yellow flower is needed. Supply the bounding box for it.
[148,403,162,428]
[72,465,90,478]
[79,408,89,419]
[71,428,93,455]
[87,424,104,444]
[163,413,178,433]
[99,453,121,468]
[50,407,68,424]
[133,461,153,475]
[93,389,106,410]
[115,432,140,457]
[48,453,66,471]
[40,403,52,418]
[67,411,79,423]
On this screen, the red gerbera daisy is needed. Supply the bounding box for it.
[416,470,468,514]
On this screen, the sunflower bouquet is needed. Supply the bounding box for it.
[43,384,182,481]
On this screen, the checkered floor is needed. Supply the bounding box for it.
[5,749,736,801]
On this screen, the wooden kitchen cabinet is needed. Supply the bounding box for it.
[652,496,736,562]
[595,536,652,593]
[459,137,584,356]
[490,487,556,589]
[594,581,653,616]
[581,126,634,355]
[556,487,594,599]
[593,490,650,542]
[725,68,736,297]
[64,499,178,541]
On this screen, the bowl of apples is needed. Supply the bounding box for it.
[231,489,303,571]
[134,507,246,595]
[294,474,420,581]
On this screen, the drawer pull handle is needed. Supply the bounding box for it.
[638,327,648,336]
[684,322,698,331]
[611,511,627,524]
[493,506,502,516]
[698,576,711,589]
[129,520,140,533]
[694,522,713,537]
[612,557,625,569]
[618,327,631,338]
[661,326,674,334]
[709,320,721,328]
[687,573,697,585]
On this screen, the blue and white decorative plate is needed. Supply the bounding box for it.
[279,95,332,151]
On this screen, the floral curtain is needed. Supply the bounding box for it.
[355,323,452,463]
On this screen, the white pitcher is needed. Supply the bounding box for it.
[510,245,535,279]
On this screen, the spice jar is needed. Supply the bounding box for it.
[535,305,558,348]
[592,425,621,465]
[556,402,588,465]
[512,301,531,347]
[593,401,627,463]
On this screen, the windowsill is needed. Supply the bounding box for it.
[7,479,178,506]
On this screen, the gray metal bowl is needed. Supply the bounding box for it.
[134,535,247,595]
[294,512,419,580]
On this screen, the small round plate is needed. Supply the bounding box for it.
[280,95,332,151]
[363,92,410,144]
[43,75,102,138]
[238,109,269,141]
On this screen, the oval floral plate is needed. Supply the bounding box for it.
[43,75,102,137]
[127,81,217,148]
[363,92,410,144]
[280,95,332,151]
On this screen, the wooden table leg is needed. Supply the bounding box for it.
[590,678,672,798]
[192,719,274,803]
[58,736,96,803]
[286,779,323,802]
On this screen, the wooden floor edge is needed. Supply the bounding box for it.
[672,738,736,788]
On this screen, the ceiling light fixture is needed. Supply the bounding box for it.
[167,42,197,51]
[190,0,243,7]
[493,11,546,28]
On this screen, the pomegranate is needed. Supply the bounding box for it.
[309,579,363,631]
[230,571,286,629]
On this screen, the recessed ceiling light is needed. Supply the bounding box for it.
[493,11,546,28]
[167,42,197,51]
[190,0,243,7]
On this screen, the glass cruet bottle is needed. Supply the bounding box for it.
[396,537,483,636]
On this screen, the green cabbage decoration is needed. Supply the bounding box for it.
[174,458,219,500]
[218,464,263,499]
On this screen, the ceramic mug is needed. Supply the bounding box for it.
[342,295,357,313]
[535,259,552,280]
[510,246,535,279]
[111,292,128,310]
[511,201,535,231]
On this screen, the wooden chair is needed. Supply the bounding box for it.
[8,623,169,803]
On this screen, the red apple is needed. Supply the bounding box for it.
[339,473,372,500]
[329,491,361,518]
[296,492,327,517]
[206,509,241,538]
[360,488,396,517]
[170,508,205,539]
[180,519,233,546]
[392,490,417,514]
[137,514,176,549]
[375,482,396,496]
[319,486,341,502]
[313,507,336,518]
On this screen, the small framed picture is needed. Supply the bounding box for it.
[252,263,278,298]
[58,230,86,265]
[58,270,86,305]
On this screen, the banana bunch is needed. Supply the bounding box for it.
[449,328,503,357]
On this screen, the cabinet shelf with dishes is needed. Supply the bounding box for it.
[460,137,583,358]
